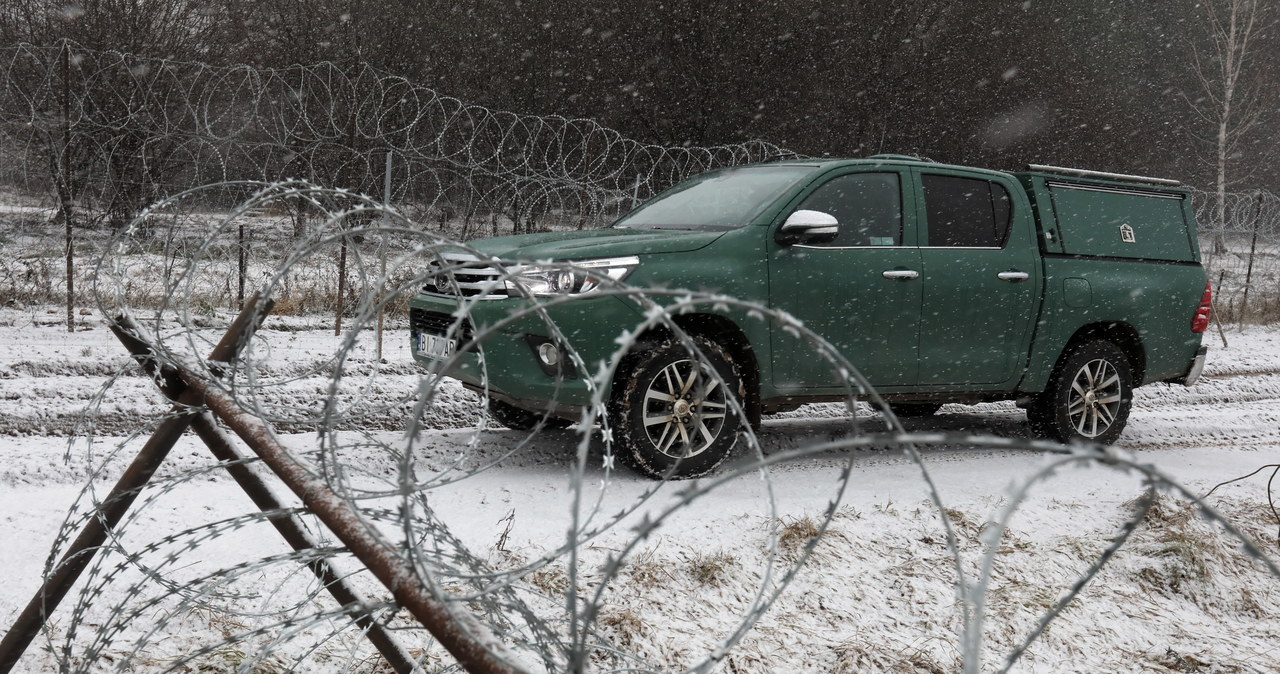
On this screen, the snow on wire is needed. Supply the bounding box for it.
[0,42,783,231]
[15,182,1273,673]
[1,42,1277,328]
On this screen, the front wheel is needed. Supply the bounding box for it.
[1027,340,1133,445]
[608,336,743,479]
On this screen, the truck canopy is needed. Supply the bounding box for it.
[1015,165,1199,263]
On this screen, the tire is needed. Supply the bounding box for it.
[487,397,572,431]
[1027,340,1133,445]
[608,335,744,479]
[888,402,943,418]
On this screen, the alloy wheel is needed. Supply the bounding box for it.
[640,359,729,458]
[1067,358,1123,438]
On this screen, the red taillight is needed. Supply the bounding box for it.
[1191,281,1212,333]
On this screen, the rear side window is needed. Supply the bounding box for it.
[922,174,1012,248]
[795,172,902,246]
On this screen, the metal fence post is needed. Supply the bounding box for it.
[0,299,267,673]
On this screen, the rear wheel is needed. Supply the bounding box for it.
[487,397,572,431]
[1027,340,1133,445]
[609,336,743,479]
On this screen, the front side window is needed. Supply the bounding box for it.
[921,174,1012,247]
[793,172,903,246]
[613,166,816,231]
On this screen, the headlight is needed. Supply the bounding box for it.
[505,256,639,297]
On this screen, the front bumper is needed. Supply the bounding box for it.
[408,292,643,410]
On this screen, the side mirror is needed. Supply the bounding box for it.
[775,210,839,246]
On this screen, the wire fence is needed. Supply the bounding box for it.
[0,41,782,230]
[1,42,1278,327]
[0,38,1276,673]
[0,41,783,330]
[2,182,1275,673]
[4,186,1276,329]
[1191,188,1280,324]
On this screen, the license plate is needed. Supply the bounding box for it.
[415,332,456,360]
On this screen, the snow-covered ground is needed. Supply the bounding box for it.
[1,307,1278,673]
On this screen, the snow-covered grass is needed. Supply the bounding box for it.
[1,308,1278,672]
[0,194,1278,672]
[1206,234,1280,324]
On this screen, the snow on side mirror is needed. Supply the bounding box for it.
[776,209,839,246]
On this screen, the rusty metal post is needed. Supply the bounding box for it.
[190,415,421,672]
[0,299,268,674]
[1239,191,1264,321]
[0,405,194,673]
[176,370,524,674]
[111,315,420,674]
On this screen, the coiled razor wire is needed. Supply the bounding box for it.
[3,41,1279,330]
[1192,188,1280,240]
[0,42,784,232]
[1191,187,1280,322]
[9,181,1271,673]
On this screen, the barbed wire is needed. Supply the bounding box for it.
[2,41,1278,332]
[9,181,1271,673]
[1190,188,1280,323]
[0,42,784,232]
[1191,187,1280,239]
[0,38,1276,671]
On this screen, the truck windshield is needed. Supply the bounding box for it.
[612,166,816,231]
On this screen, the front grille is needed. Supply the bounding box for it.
[411,307,474,345]
[423,253,512,299]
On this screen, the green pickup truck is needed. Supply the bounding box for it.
[410,156,1211,478]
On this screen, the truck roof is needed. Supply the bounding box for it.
[761,155,1184,193]
[763,155,1011,180]
[1019,163,1180,187]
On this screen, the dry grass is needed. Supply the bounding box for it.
[946,506,1031,554]
[624,548,676,588]
[530,563,570,596]
[830,639,949,674]
[1131,494,1215,596]
[598,607,646,648]
[1148,646,1244,673]
[687,550,738,587]
[943,506,980,538]
[776,515,821,555]
[348,647,441,674]
[197,648,291,673]
[186,605,252,640]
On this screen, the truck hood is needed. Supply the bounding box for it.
[467,228,726,261]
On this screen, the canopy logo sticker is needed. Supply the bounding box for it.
[1120,224,1136,243]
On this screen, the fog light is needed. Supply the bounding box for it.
[536,342,560,367]
[525,335,575,378]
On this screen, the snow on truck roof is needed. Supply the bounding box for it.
[754,157,1183,189]
[1023,163,1182,187]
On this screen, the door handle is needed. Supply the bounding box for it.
[882,270,920,280]
[997,271,1030,282]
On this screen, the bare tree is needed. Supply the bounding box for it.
[1187,0,1270,254]
[0,1,222,329]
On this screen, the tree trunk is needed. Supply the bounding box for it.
[1215,116,1228,256]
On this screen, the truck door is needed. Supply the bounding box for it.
[913,170,1039,386]
[768,170,922,390]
